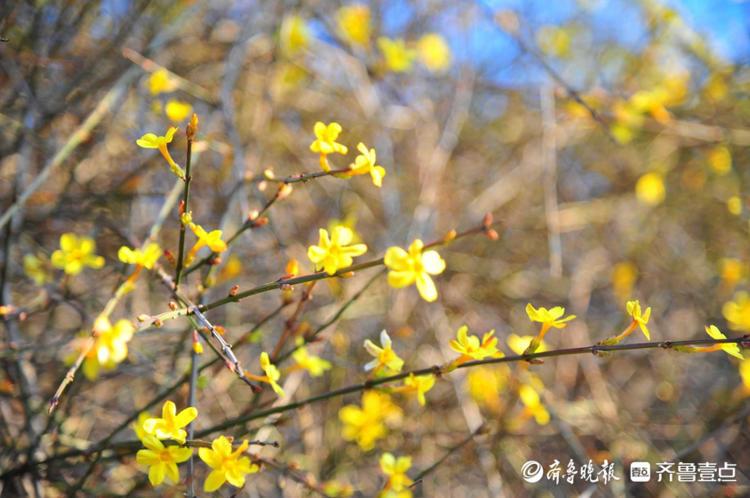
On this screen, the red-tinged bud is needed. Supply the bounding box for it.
[215,325,226,335]
[444,229,457,242]
[153,318,163,328]
[164,250,176,266]
[168,301,178,310]
[208,255,222,266]
[486,228,499,240]
[178,200,185,216]
[186,113,199,140]
[229,284,239,297]
[253,216,269,228]
[247,209,260,222]
[339,271,355,278]
[137,314,151,322]
[483,212,493,227]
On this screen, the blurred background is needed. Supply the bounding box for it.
[1,0,749,496]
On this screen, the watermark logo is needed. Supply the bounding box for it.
[521,460,544,483]
[630,462,651,482]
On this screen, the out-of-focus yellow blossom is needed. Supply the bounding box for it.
[727,196,742,216]
[307,226,367,275]
[23,253,52,285]
[720,258,744,290]
[347,142,386,187]
[722,292,750,331]
[740,360,750,394]
[336,4,371,47]
[519,384,550,425]
[118,243,162,269]
[133,412,153,443]
[449,325,503,364]
[507,334,547,355]
[385,239,446,302]
[51,233,105,275]
[292,341,332,377]
[635,172,665,206]
[198,436,260,492]
[612,261,638,302]
[148,68,176,95]
[626,300,652,340]
[466,366,509,412]
[536,25,571,58]
[219,254,243,281]
[165,100,192,122]
[280,14,310,56]
[260,352,285,396]
[339,391,402,451]
[78,317,134,380]
[377,37,416,73]
[364,330,404,374]
[703,71,728,102]
[323,480,355,497]
[136,434,192,487]
[136,127,185,180]
[417,33,451,72]
[379,453,413,497]
[704,325,744,360]
[402,373,435,406]
[708,145,732,175]
[181,212,228,264]
[143,400,198,444]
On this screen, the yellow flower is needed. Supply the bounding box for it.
[727,196,742,216]
[182,213,228,264]
[147,68,176,95]
[720,258,745,289]
[292,342,332,377]
[519,384,550,425]
[307,226,367,275]
[280,14,310,56]
[379,453,413,495]
[525,303,575,331]
[75,317,135,380]
[339,391,402,451]
[310,121,348,156]
[118,243,162,269]
[348,142,386,187]
[336,4,371,47]
[635,172,665,206]
[51,233,105,275]
[165,100,192,122]
[626,300,652,340]
[384,239,446,302]
[417,33,451,72]
[363,330,404,374]
[708,145,732,175]
[23,253,52,285]
[402,373,435,406]
[740,359,750,394]
[143,400,198,444]
[136,435,192,487]
[507,334,547,355]
[198,436,260,492]
[136,127,185,180]
[466,366,509,412]
[449,325,503,364]
[611,261,637,302]
[133,411,153,443]
[705,325,744,360]
[378,37,416,73]
[722,292,750,331]
[259,352,285,396]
